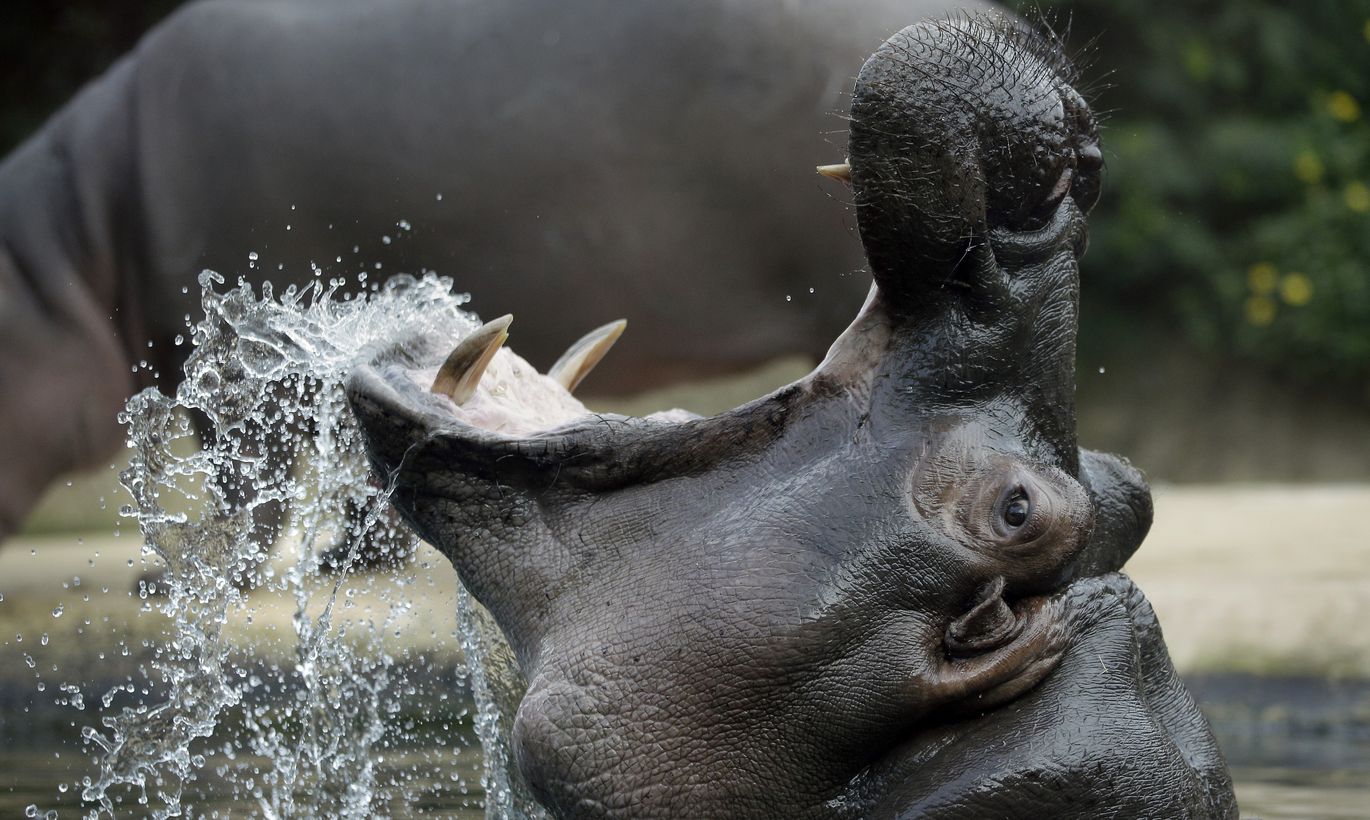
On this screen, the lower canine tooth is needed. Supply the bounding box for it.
[430,314,513,403]
[548,319,627,393]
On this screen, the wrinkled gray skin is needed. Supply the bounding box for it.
[348,17,1238,819]
[0,0,989,540]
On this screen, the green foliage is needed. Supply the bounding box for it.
[1026,0,1370,391]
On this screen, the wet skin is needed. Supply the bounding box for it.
[351,15,1237,820]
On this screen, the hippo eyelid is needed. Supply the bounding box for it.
[988,474,1055,547]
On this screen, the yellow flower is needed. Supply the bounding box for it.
[1293,150,1324,184]
[1346,181,1370,213]
[1280,272,1313,306]
[1247,262,1278,294]
[1328,90,1361,123]
[1245,295,1276,326]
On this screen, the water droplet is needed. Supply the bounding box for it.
[51,604,64,618]
[786,294,792,302]
[1098,367,1106,374]
[78,271,495,813]
[248,251,259,261]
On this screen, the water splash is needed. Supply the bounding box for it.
[76,271,535,817]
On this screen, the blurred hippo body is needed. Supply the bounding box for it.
[0,0,990,537]
[349,16,1237,819]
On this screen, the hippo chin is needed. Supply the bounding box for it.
[348,15,1238,819]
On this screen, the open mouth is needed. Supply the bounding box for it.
[361,313,699,441]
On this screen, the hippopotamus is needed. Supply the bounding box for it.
[0,0,993,542]
[347,15,1238,818]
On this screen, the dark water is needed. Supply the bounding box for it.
[1190,675,1370,818]
[3,674,1367,818]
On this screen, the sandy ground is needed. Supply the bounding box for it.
[1133,484,1370,677]
[1,483,1367,680]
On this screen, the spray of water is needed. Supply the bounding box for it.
[73,271,538,817]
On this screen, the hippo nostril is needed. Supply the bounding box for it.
[945,576,1025,657]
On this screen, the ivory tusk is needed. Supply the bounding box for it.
[816,161,852,182]
[430,314,513,403]
[547,319,628,393]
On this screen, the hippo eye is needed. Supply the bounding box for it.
[988,482,1050,545]
[1000,487,1032,530]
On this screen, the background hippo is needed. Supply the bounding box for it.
[0,0,994,541]
[348,15,1236,818]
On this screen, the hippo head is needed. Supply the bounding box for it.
[348,16,1232,819]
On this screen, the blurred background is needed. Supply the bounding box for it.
[1,1,1367,817]
[4,0,1368,492]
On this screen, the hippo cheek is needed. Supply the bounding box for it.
[498,546,1073,817]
